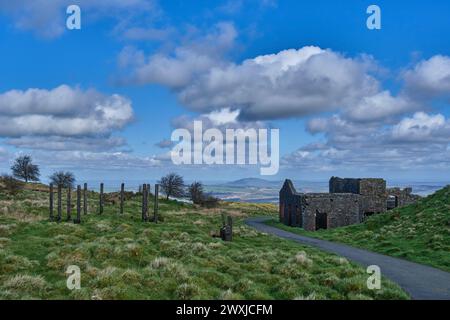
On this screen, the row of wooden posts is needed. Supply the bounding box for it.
[49,183,160,224]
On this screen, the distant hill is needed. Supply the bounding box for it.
[220,178,281,188]
[203,178,282,203]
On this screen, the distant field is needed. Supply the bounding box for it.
[267,186,450,272]
[0,181,408,300]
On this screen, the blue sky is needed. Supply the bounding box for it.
[0,0,449,183]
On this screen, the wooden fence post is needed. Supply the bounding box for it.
[49,183,54,221]
[145,184,149,221]
[74,185,81,224]
[83,183,87,215]
[154,184,159,223]
[142,184,148,221]
[99,183,104,214]
[66,186,72,221]
[147,184,151,220]
[120,183,124,214]
[57,184,62,222]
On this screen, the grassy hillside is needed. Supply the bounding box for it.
[0,182,408,300]
[267,186,450,272]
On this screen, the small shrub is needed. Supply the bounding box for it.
[294,292,317,300]
[233,279,253,293]
[294,251,313,267]
[319,273,340,287]
[175,283,200,299]
[0,224,16,237]
[92,286,127,300]
[121,269,143,285]
[190,242,208,253]
[1,253,37,273]
[125,243,143,258]
[340,257,350,265]
[347,293,374,300]
[219,289,241,300]
[95,267,119,287]
[3,274,47,292]
[208,242,223,249]
[151,257,170,269]
[95,222,112,232]
[200,196,219,208]
[0,175,24,195]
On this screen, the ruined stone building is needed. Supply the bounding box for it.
[386,187,420,210]
[279,177,419,231]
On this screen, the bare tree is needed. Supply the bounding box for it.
[11,155,40,183]
[159,173,185,200]
[49,171,76,189]
[188,181,205,204]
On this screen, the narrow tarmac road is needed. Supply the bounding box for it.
[245,217,450,300]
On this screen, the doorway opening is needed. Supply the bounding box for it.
[315,210,327,230]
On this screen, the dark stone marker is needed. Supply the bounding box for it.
[83,183,87,215]
[74,185,81,224]
[66,186,72,221]
[49,183,54,221]
[139,185,142,194]
[120,183,125,214]
[220,215,233,241]
[57,184,62,222]
[154,184,159,223]
[147,184,151,194]
[99,183,104,214]
[142,184,148,221]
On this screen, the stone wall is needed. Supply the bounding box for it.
[300,193,361,231]
[279,179,302,227]
[329,177,360,194]
[329,177,387,216]
[359,178,387,215]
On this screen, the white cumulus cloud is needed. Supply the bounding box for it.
[403,55,450,98]
[124,42,381,120]
[391,112,450,142]
[0,85,134,154]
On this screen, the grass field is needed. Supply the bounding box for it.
[267,186,450,272]
[0,181,409,300]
